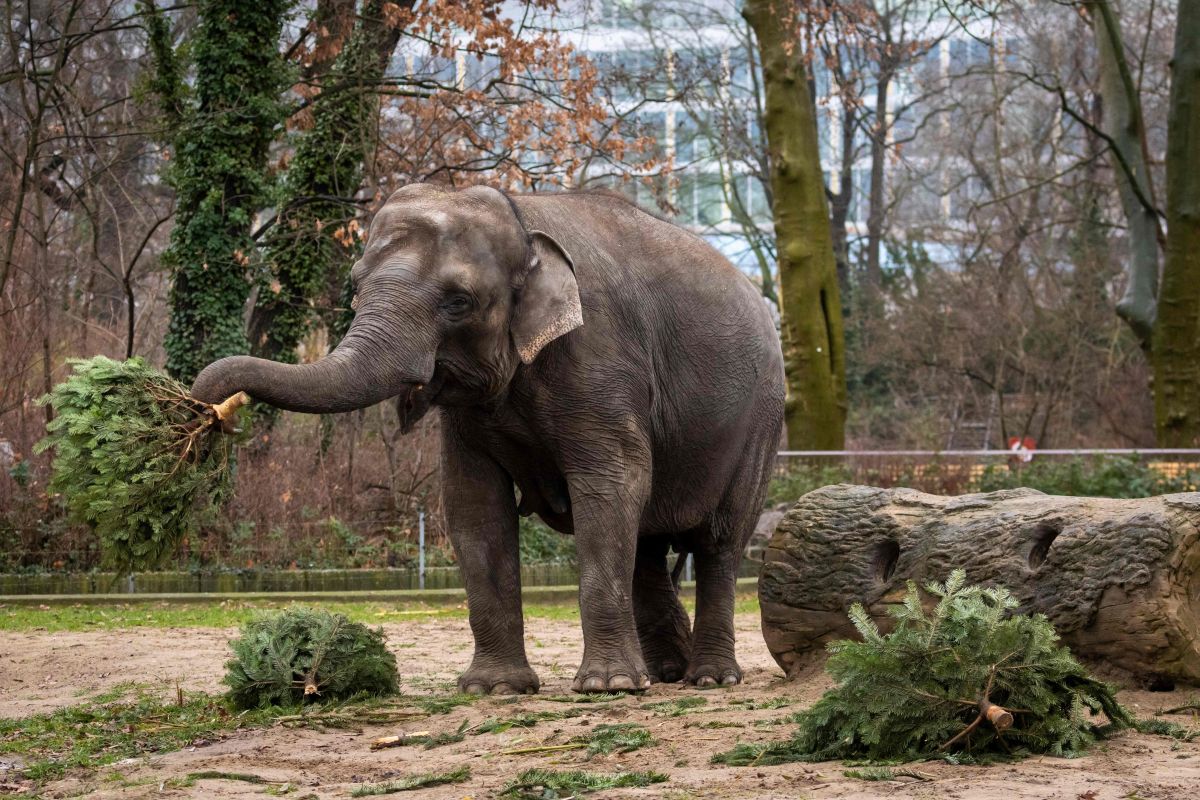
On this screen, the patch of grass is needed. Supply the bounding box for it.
[573,723,654,758]
[728,697,793,710]
[0,600,466,633]
[543,693,625,704]
[474,709,583,734]
[0,592,760,633]
[754,713,803,727]
[500,768,668,798]
[644,696,707,716]
[1136,718,1200,741]
[350,766,470,796]
[412,693,479,715]
[843,766,896,781]
[686,720,746,729]
[0,685,285,782]
[183,770,272,785]
[709,742,781,766]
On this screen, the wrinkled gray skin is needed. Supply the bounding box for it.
[193,184,785,693]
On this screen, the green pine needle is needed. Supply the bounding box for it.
[571,723,654,757]
[714,570,1133,765]
[224,608,399,709]
[350,766,470,796]
[36,356,239,572]
[500,768,668,798]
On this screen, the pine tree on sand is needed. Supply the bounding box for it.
[225,608,399,709]
[716,571,1133,765]
[36,356,248,572]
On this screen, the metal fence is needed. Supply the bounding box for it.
[770,449,1200,495]
[3,449,1198,590]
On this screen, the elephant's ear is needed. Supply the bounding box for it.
[511,230,583,364]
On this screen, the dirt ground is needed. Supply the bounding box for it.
[2,612,1199,799]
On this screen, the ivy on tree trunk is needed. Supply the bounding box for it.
[248,0,408,366]
[1152,0,1200,446]
[143,0,294,383]
[743,0,847,450]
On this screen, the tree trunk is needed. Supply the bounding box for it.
[864,69,891,290]
[1152,0,1200,446]
[743,0,847,450]
[1089,0,1163,346]
[148,0,293,383]
[248,0,408,366]
[759,484,1200,687]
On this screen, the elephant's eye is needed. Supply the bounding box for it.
[439,293,473,319]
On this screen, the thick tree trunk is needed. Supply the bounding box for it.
[759,485,1200,686]
[248,0,409,366]
[1152,0,1200,446]
[743,0,847,450]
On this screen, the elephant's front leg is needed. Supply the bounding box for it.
[444,430,538,696]
[567,458,653,693]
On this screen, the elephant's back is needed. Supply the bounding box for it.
[512,191,776,343]
[514,190,784,436]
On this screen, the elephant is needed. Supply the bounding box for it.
[192,183,786,693]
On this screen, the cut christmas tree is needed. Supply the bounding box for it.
[716,570,1133,765]
[224,608,399,709]
[36,356,248,572]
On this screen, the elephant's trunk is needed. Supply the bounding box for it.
[191,326,435,414]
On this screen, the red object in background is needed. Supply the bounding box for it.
[1008,436,1036,462]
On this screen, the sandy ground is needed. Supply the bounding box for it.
[2,613,1199,799]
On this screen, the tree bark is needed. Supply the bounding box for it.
[247,0,408,367]
[743,0,847,449]
[1089,0,1163,346]
[1152,0,1200,446]
[759,484,1200,686]
[864,69,891,290]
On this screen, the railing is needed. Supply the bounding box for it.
[770,448,1200,497]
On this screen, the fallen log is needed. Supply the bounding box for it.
[759,485,1200,686]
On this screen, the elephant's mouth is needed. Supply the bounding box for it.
[397,370,446,433]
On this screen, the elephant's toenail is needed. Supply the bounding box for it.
[464,683,487,695]
[639,675,651,689]
[608,675,636,691]
[582,677,606,692]
[721,673,739,686]
[490,682,515,695]
[696,675,717,688]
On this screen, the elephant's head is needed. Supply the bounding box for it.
[191,184,583,420]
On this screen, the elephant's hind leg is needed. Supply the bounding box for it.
[686,405,780,688]
[633,537,692,683]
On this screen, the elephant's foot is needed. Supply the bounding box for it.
[458,659,540,696]
[640,628,692,684]
[685,653,742,689]
[572,650,651,693]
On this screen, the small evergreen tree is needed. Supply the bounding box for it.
[225,608,399,709]
[36,357,246,572]
[716,571,1132,765]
